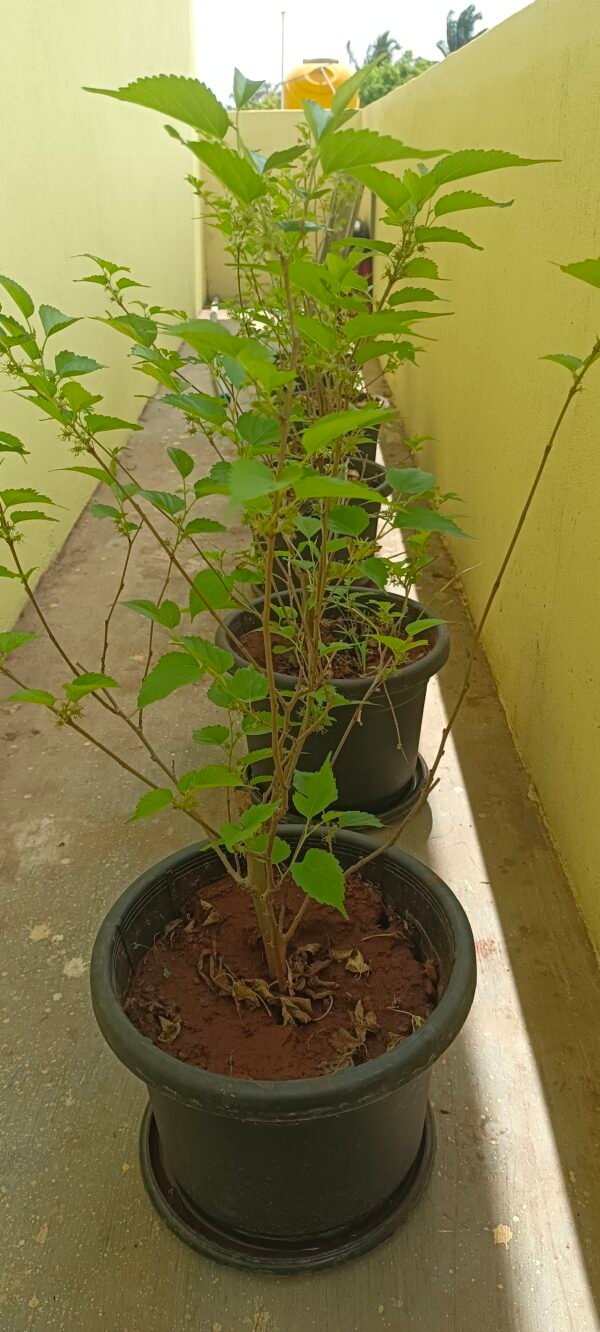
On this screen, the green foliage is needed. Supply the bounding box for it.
[301,405,394,456]
[55,351,104,378]
[0,631,36,657]
[63,672,118,701]
[129,788,173,821]
[320,128,442,175]
[357,52,434,108]
[187,141,267,204]
[137,652,204,709]
[39,305,80,338]
[126,599,181,628]
[0,274,34,318]
[233,69,265,110]
[291,849,347,917]
[85,75,230,138]
[292,757,337,819]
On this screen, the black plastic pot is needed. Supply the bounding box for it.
[90,827,476,1272]
[353,392,390,461]
[216,592,449,820]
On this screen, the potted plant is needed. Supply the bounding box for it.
[1,66,598,1270]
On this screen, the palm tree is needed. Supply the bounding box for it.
[437,6,486,57]
[366,31,401,64]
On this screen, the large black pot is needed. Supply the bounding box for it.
[90,828,476,1272]
[216,592,449,821]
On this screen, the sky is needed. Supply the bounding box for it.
[193,0,531,102]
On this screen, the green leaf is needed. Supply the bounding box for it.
[320,129,443,175]
[227,665,269,702]
[303,99,333,142]
[0,487,53,508]
[85,74,230,138]
[0,274,34,318]
[292,757,337,820]
[61,382,101,412]
[138,488,185,516]
[8,688,55,707]
[387,467,435,495]
[331,61,376,116]
[167,446,194,479]
[187,140,267,204]
[558,258,600,290]
[344,310,446,341]
[434,189,512,218]
[328,505,370,537]
[0,630,36,656]
[406,617,444,637]
[263,145,309,171]
[542,353,583,374]
[293,472,375,501]
[10,510,57,524]
[421,148,554,203]
[178,764,243,793]
[330,809,383,828]
[414,225,482,251]
[351,165,410,213]
[86,414,141,433]
[394,507,468,537]
[359,556,388,588]
[0,566,19,579]
[404,257,440,279]
[103,313,157,346]
[289,259,330,302]
[129,788,173,821]
[301,405,394,457]
[176,635,234,674]
[126,599,181,628]
[389,287,445,305]
[0,431,28,456]
[291,849,347,917]
[137,652,203,709]
[90,503,120,520]
[251,833,291,864]
[164,320,237,359]
[189,568,237,617]
[64,672,118,701]
[162,390,227,427]
[294,314,336,352]
[39,305,79,338]
[193,724,229,746]
[233,68,265,109]
[226,457,280,503]
[183,517,226,535]
[237,412,280,450]
[55,350,104,378]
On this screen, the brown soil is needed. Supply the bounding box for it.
[124,872,440,1081]
[239,619,433,681]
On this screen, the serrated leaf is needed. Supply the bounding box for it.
[227,665,269,702]
[138,488,185,516]
[291,849,346,917]
[301,405,394,457]
[406,617,444,637]
[8,688,55,707]
[162,390,227,427]
[558,258,600,290]
[226,458,280,503]
[129,788,173,821]
[320,128,443,175]
[187,140,267,204]
[331,61,375,116]
[237,412,280,450]
[0,630,36,655]
[350,165,410,213]
[293,472,374,501]
[55,350,104,378]
[86,414,141,433]
[176,635,234,674]
[103,312,157,346]
[394,507,468,537]
[328,505,370,537]
[542,353,583,374]
[389,287,445,305]
[330,810,383,828]
[64,672,118,701]
[137,652,203,709]
[178,764,243,793]
[292,757,338,820]
[90,502,120,520]
[10,509,57,524]
[0,487,53,508]
[233,68,265,109]
[193,724,229,746]
[405,257,440,279]
[126,599,181,629]
[343,309,447,340]
[434,189,512,217]
[294,314,336,352]
[167,446,194,479]
[387,467,435,495]
[85,74,230,138]
[422,148,554,204]
[414,225,483,251]
[263,145,308,171]
[189,569,237,618]
[0,431,28,456]
[0,274,34,318]
[183,517,226,535]
[61,382,101,412]
[39,304,80,338]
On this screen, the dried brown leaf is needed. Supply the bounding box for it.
[157,1015,181,1044]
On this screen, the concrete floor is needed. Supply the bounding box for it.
[1,369,600,1332]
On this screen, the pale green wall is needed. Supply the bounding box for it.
[361,0,600,949]
[0,0,195,628]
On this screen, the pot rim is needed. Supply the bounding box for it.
[90,828,476,1121]
[216,592,450,697]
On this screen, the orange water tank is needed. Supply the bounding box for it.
[283,58,358,111]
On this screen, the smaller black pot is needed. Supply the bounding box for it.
[216,592,449,818]
[90,828,476,1272]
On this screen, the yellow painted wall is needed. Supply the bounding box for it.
[202,111,303,300]
[361,0,600,948]
[0,0,195,629]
